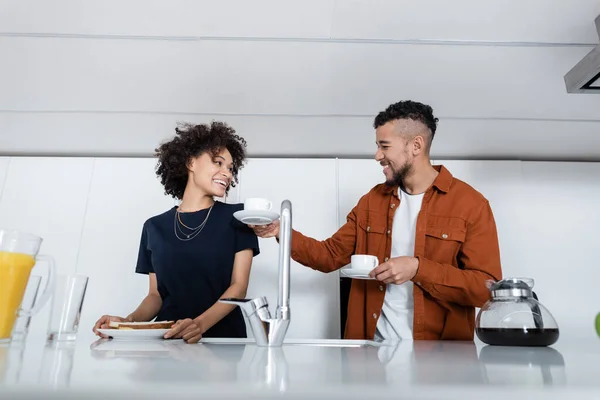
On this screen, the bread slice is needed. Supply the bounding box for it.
[108,320,174,330]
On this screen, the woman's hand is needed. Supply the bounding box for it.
[164,318,203,344]
[93,315,130,338]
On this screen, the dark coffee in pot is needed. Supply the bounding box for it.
[476,327,559,347]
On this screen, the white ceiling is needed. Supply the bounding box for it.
[2,0,599,43]
[1,0,600,160]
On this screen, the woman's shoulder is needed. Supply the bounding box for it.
[143,207,177,228]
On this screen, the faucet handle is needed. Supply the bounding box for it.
[219,296,269,317]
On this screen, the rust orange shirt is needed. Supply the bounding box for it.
[290,165,503,340]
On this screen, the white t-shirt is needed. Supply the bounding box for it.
[375,188,424,341]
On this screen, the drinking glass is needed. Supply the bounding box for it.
[46,275,89,341]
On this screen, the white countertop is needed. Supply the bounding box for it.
[1,336,599,399]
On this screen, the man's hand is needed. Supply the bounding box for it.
[369,256,419,285]
[249,220,280,239]
[164,318,203,344]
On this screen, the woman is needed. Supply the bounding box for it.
[93,121,259,343]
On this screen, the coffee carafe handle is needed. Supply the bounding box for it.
[529,291,544,329]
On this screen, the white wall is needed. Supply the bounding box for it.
[1,156,598,344]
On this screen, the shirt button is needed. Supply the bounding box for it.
[384,257,389,261]
[372,313,378,319]
[391,203,395,208]
[387,230,390,235]
[379,285,384,291]
[442,233,448,239]
[367,226,371,232]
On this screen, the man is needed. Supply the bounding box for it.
[252,100,502,341]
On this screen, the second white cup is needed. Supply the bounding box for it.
[244,198,272,211]
[350,254,379,273]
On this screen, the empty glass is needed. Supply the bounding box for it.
[38,341,76,388]
[46,275,89,341]
[0,340,26,384]
[10,275,42,341]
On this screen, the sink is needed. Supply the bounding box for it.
[200,338,387,347]
[285,339,384,347]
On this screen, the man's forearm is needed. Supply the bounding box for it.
[413,257,500,307]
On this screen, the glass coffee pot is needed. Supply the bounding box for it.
[475,277,559,347]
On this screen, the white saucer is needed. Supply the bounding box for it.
[97,328,170,340]
[233,210,280,225]
[340,268,375,280]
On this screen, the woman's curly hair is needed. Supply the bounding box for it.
[154,121,248,199]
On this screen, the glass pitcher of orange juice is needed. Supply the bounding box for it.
[0,229,55,342]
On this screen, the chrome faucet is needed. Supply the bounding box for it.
[220,200,292,346]
[246,347,289,391]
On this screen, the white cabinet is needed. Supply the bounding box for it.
[237,159,341,339]
[337,159,386,226]
[0,157,94,274]
[0,157,10,199]
[336,158,386,335]
[520,162,600,340]
[75,158,175,341]
[0,157,94,340]
[434,160,525,278]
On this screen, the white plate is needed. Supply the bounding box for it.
[90,339,175,358]
[233,210,280,225]
[97,328,170,340]
[340,268,375,280]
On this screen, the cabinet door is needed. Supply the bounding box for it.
[520,161,600,340]
[237,158,340,339]
[0,157,9,197]
[75,158,174,341]
[0,157,95,340]
[337,159,385,226]
[336,159,386,335]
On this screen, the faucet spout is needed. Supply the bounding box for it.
[276,200,292,321]
[219,200,292,347]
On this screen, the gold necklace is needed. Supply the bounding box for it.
[173,205,213,241]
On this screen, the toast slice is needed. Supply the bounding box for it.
[108,320,174,330]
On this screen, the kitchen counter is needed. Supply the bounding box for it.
[1,336,599,399]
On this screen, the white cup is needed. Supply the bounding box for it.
[244,198,272,211]
[350,254,379,273]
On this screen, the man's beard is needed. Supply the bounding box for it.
[385,162,413,187]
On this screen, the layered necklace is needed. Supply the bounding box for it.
[173,204,214,241]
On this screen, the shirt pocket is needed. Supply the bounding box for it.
[423,225,466,266]
[356,218,387,256]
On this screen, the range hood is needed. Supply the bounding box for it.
[564,14,600,93]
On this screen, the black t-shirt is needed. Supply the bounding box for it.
[135,201,260,338]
